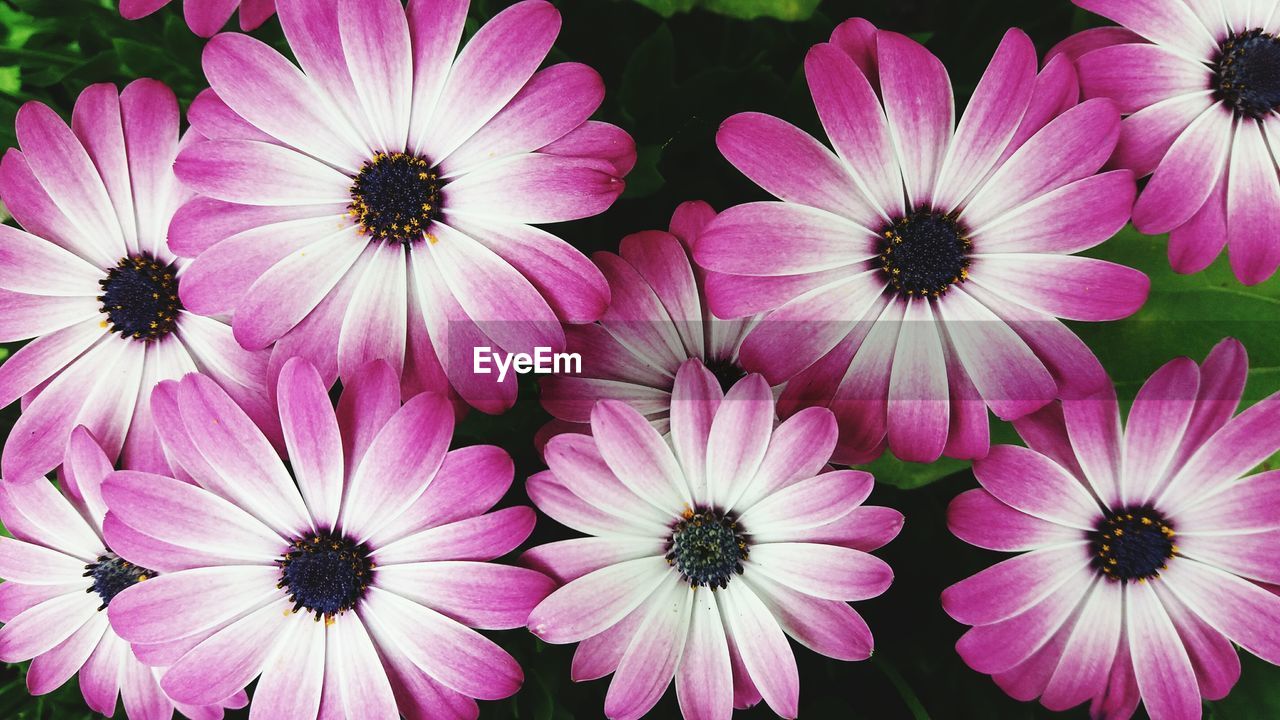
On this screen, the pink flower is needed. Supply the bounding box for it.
[0,80,272,483]
[1057,0,1280,284]
[696,18,1150,465]
[0,427,247,719]
[525,360,901,720]
[173,0,634,413]
[539,201,762,440]
[943,337,1280,719]
[119,0,276,37]
[102,359,554,717]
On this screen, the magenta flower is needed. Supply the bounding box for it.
[0,80,272,483]
[120,0,276,37]
[173,0,634,413]
[525,360,901,720]
[1057,0,1280,284]
[0,427,247,719]
[540,201,762,440]
[695,18,1150,465]
[943,338,1280,719]
[102,359,554,717]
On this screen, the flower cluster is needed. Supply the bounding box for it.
[0,1,1276,719]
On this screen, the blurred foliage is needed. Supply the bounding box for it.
[1,0,1280,719]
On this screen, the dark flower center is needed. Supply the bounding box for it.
[1090,506,1176,582]
[348,151,442,245]
[704,357,747,394]
[83,552,153,611]
[666,508,748,589]
[878,209,971,298]
[1213,28,1280,118]
[98,254,182,341]
[278,531,374,621]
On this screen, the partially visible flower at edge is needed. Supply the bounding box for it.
[0,426,248,719]
[944,337,1280,719]
[1054,0,1280,284]
[0,79,273,484]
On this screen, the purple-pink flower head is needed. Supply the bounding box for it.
[695,18,1151,466]
[539,201,764,442]
[101,359,554,717]
[0,427,248,719]
[172,0,634,414]
[525,360,902,720]
[944,338,1280,720]
[0,80,273,484]
[119,0,277,38]
[1057,0,1280,284]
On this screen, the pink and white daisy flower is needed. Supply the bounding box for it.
[173,0,634,413]
[119,0,276,38]
[103,358,554,718]
[0,80,272,484]
[525,360,902,720]
[0,427,247,719]
[695,18,1150,465]
[1056,0,1280,284]
[943,337,1280,719]
[539,201,762,440]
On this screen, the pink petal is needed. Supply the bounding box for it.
[1131,103,1233,234]
[963,99,1121,228]
[718,583,797,718]
[877,31,952,208]
[934,29,1038,211]
[1074,0,1217,58]
[202,33,366,169]
[107,566,282,645]
[361,587,522,700]
[1226,118,1280,284]
[676,589,733,720]
[948,488,1080,552]
[705,374,774,509]
[374,560,554,629]
[527,557,669,644]
[340,391,453,543]
[160,597,290,705]
[520,536,664,585]
[444,62,604,175]
[337,0,412,153]
[942,545,1092,626]
[604,576,690,720]
[277,357,344,529]
[936,288,1056,420]
[418,0,560,161]
[1078,44,1212,114]
[747,542,891,601]
[1124,356,1200,503]
[716,111,871,224]
[747,572,874,661]
[591,399,691,512]
[1126,580,1201,720]
[886,298,949,462]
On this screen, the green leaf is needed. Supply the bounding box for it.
[1076,226,1280,406]
[621,144,665,198]
[631,0,819,21]
[860,451,971,490]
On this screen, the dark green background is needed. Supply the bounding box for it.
[1,0,1279,718]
